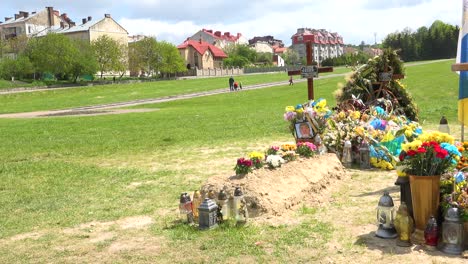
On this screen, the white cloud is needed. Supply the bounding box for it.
[3,0,461,46]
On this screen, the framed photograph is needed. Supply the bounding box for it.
[295,121,314,139]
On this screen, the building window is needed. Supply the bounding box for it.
[194,53,199,68]
[28,26,32,34]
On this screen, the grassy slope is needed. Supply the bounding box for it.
[0,68,349,114]
[0,60,459,262]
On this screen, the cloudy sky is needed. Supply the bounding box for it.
[2,0,460,46]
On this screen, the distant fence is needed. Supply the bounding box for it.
[174,66,304,78]
[175,67,244,78]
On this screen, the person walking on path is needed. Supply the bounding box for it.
[229,76,235,91]
[289,76,293,85]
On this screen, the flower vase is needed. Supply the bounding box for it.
[409,175,440,244]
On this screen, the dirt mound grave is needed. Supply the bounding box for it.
[200,153,346,220]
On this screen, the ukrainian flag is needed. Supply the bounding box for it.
[459,0,468,125]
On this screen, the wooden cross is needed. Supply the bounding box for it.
[371,64,404,103]
[287,41,333,100]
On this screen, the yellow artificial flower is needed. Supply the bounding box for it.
[281,143,297,151]
[401,140,422,152]
[285,106,295,112]
[404,129,413,138]
[248,151,265,160]
[381,131,395,143]
[351,111,361,120]
[337,111,346,121]
[355,126,364,136]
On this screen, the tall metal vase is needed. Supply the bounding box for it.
[409,175,440,244]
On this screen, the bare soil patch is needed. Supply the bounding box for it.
[201,153,347,224]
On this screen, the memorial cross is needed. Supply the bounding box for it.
[287,41,333,100]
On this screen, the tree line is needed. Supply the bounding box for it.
[0,33,186,82]
[382,20,459,61]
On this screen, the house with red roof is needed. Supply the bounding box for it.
[177,38,228,69]
[189,29,248,49]
[290,28,344,64]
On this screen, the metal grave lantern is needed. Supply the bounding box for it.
[179,193,194,224]
[192,190,202,222]
[376,191,397,239]
[359,140,371,169]
[439,207,464,255]
[233,187,248,225]
[217,189,230,223]
[424,215,438,250]
[438,116,450,134]
[342,139,353,167]
[198,198,218,230]
[394,202,414,247]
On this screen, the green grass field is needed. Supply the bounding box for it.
[0,60,460,262]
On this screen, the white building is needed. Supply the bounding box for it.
[290,28,344,64]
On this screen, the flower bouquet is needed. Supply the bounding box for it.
[296,142,317,158]
[248,151,265,169]
[266,146,280,156]
[266,155,285,169]
[397,131,461,243]
[398,132,460,176]
[234,158,253,175]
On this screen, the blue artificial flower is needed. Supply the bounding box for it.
[324,110,333,118]
[375,106,386,116]
[370,119,386,130]
[454,171,465,184]
[415,128,423,135]
[295,104,303,110]
[441,143,462,157]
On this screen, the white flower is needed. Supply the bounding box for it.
[266,155,285,168]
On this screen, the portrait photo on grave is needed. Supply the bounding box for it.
[295,121,314,139]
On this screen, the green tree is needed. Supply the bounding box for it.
[115,44,129,79]
[0,55,33,80]
[131,37,160,77]
[382,20,458,61]
[92,35,124,78]
[223,44,257,67]
[0,38,9,58]
[256,52,273,66]
[8,35,29,54]
[27,33,78,78]
[283,49,300,65]
[223,55,250,68]
[157,41,186,77]
[70,40,98,82]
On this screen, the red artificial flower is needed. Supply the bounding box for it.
[436,148,448,159]
[417,147,427,153]
[407,150,418,156]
